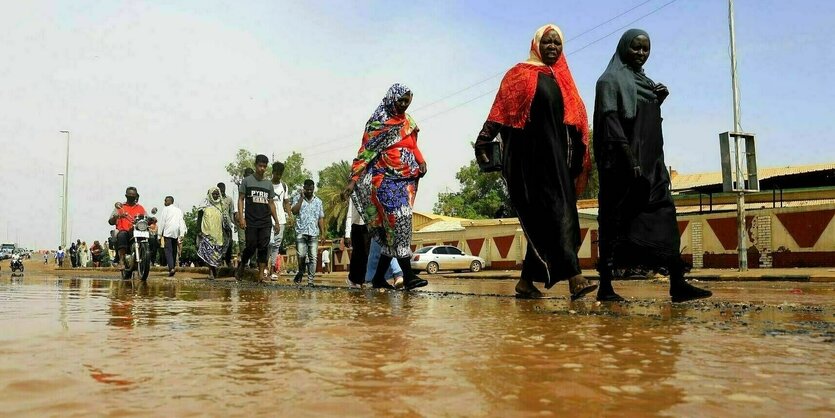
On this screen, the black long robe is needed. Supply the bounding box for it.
[480,73,585,288]
[594,100,681,269]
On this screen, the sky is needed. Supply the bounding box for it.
[0,0,833,249]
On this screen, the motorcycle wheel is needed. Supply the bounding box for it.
[138,242,151,281]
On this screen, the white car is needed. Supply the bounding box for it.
[410,245,485,274]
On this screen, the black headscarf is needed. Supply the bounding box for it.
[595,29,657,119]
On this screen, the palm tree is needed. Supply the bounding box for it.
[317,160,352,238]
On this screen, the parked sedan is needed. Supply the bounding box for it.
[410,245,485,274]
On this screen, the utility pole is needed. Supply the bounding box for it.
[728,0,746,271]
[59,130,70,249]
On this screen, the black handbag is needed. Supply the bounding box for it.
[474,140,503,173]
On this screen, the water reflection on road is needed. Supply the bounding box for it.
[0,275,833,417]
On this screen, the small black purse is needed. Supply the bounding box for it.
[474,139,503,173]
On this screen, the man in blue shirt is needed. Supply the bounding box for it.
[291,179,325,286]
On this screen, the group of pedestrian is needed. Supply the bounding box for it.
[78,25,713,304]
[471,25,711,302]
[231,154,325,286]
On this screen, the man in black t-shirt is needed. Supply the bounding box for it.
[236,154,280,280]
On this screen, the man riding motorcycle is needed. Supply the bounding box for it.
[108,187,146,269]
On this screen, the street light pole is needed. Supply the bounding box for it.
[727,0,747,271]
[57,173,64,247]
[59,130,70,249]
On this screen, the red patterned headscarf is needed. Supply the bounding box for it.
[486,24,591,195]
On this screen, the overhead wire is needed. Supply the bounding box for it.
[297,0,683,159]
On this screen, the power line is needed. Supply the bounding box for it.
[415,0,682,124]
[408,0,657,115]
[303,0,683,159]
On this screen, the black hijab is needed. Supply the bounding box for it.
[595,29,657,119]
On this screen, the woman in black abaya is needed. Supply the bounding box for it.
[593,29,712,303]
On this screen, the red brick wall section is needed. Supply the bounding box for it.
[579,258,595,269]
[706,216,755,251]
[493,235,515,259]
[678,220,689,236]
[773,251,835,267]
[703,251,761,268]
[490,260,518,270]
[466,238,485,257]
[775,209,835,248]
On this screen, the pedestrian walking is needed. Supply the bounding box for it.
[269,162,291,279]
[343,197,371,287]
[197,187,232,280]
[90,240,103,267]
[291,179,325,286]
[74,239,82,267]
[236,155,281,281]
[56,246,65,267]
[69,241,78,268]
[43,252,48,264]
[593,29,711,303]
[79,241,89,267]
[157,195,187,277]
[148,208,160,266]
[217,182,236,268]
[474,24,596,299]
[364,238,404,289]
[321,248,330,274]
[342,83,428,290]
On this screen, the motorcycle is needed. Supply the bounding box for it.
[10,256,23,273]
[122,215,151,281]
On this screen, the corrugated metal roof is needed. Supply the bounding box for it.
[416,220,466,233]
[671,162,835,191]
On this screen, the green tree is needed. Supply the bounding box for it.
[434,132,599,219]
[281,151,312,192]
[577,131,599,200]
[181,207,199,264]
[433,160,515,219]
[224,149,256,186]
[317,160,351,238]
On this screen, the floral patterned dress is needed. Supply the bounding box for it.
[351,84,425,259]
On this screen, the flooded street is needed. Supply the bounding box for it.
[1,267,834,417]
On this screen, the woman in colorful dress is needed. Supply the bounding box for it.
[593,29,711,302]
[475,24,597,299]
[197,186,231,280]
[342,83,428,290]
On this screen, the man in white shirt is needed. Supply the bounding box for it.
[156,195,187,277]
[269,162,292,279]
[321,248,331,273]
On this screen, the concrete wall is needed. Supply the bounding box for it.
[678,204,835,268]
[312,203,835,272]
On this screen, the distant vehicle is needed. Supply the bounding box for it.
[410,245,485,274]
[1,243,15,254]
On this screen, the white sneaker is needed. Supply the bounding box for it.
[393,276,404,289]
[271,274,279,281]
[346,278,361,289]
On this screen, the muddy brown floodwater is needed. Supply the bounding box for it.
[1,268,834,417]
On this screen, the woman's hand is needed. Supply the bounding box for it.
[418,162,427,177]
[341,180,356,201]
[654,83,669,104]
